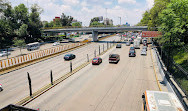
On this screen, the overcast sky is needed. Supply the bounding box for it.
[9,0,154,26]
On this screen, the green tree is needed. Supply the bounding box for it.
[90,21,104,27]
[27,4,43,43]
[60,13,73,26]
[72,22,81,27]
[13,38,26,55]
[159,0,188,45]
[137,11,150,26]
[53,19,62,27]
[16,24,28,37]
[14,4,29,26]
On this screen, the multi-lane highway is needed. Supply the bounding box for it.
[0,35,120,109]
[23,39,168,110]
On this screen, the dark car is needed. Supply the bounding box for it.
[129,50,136,57]
[64,54,76,60]
[109,54,120,63]
[116,44,122,48]
[92,57,102,65]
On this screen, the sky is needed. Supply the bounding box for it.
[8,0,154,26]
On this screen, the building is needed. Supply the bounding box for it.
[53,17,60,22]
[104,18,113,25]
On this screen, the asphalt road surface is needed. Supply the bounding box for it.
[25,43,168,111]
[0,35,120,109]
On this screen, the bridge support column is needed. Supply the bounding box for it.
[92,31,98,42]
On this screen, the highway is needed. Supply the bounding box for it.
[0,35,120,109]
[25,42,168,110]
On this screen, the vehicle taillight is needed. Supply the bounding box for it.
[129,53,131,54]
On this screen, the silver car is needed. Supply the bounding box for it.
[142,46,147,51]
[141,49,147,56]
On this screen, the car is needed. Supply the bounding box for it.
[116,44,122,48]
[53,42,60,46]
[126,42,130,46]
[0,51,11,57]
[124,38,128,41]
[141,49,147,56]
[129,50,136,57]
[109,54,120,63]
[64,54,76,60]
[142,46,147,51]
[92,57,102,65]
[0,84,3,92]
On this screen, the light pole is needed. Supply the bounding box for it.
[118,17,121,26]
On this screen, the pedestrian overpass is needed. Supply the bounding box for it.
[43,26,148,41]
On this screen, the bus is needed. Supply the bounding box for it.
[142,90,185,111]
[26,42,40,51]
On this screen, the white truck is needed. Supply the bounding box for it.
[133,39,140,49]
[142,90,185,111]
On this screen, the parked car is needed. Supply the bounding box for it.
[109,54,120,63]
[0,84,3,92]
[141,49,147,56]
[0,51,11,57]
[92,57,102,65]
[142,46,147,51]
[129,50,136,57]
[126,41,131,46]
[64,54,76,60]
[53,42,60,46]
[116,44,122,48]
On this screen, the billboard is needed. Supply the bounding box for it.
[142,31,162,37]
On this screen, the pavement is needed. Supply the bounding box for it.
[24,43,166,111]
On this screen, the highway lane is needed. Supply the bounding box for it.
[0,35,120,108]
[25,43,163,111]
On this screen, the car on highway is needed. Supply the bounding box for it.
[109,54,120,63]
[92,57,102,65]
[0,84,3,92]
[129,50,136,57]
[141,49,147,56]
[116,44,122,48]
[53,42,60,46]
[124,38,128,41]
[64,54,76,60]
[142,46,147,51]
[0,51,11,57]
[126,42,131,46]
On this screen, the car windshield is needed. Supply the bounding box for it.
[110,54,117,58]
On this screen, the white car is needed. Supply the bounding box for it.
[141,49,147,56]
[124,38,128,41]
[53,42,60,46]
[0,51,11,57]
